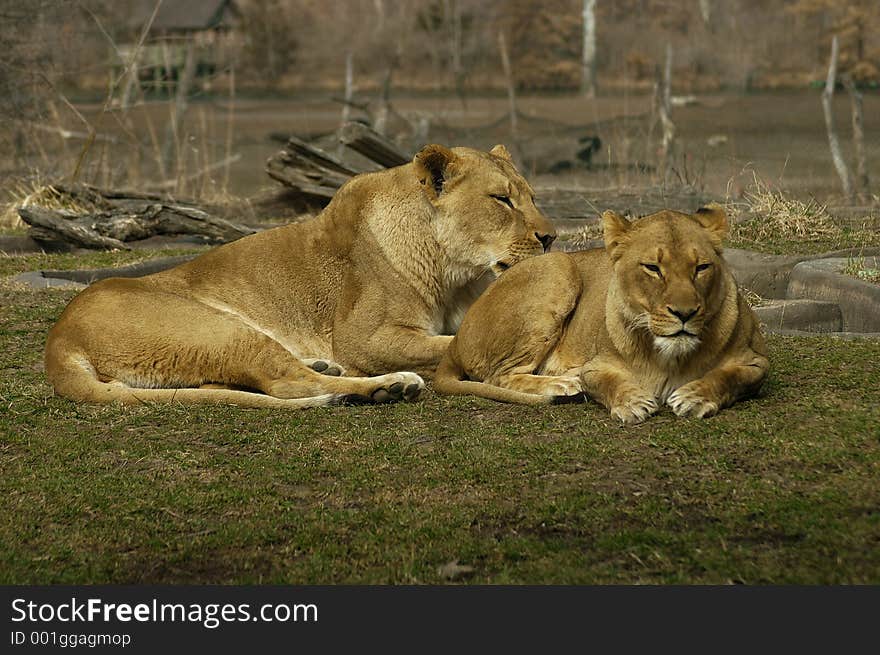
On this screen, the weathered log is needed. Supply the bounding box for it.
[338,121,411,168]
[19,207,130,250]
[265,136,361,200]
[19,196,255,251]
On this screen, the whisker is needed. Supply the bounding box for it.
[626,312,651,334]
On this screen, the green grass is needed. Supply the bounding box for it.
[0,248,207,278]
[726,224,879,256]
[841,256,880,285]
[1,252,879,584]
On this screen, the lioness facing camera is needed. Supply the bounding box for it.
[45,144,556,408]
[435,205,769,423]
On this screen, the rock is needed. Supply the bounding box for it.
[10,255,197,289]
[11,271,85,289]
[725,248,805,298]
[754,299,843,333]
[725,247,880,300]
[787,257,880,333]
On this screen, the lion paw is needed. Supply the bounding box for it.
[304,358,346,377]
[342,372,425,405]
[667,383,719,418]
[610,390,658,425]
[543,376,583,398]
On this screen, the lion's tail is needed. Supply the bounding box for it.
[45,340,338,409]
[433,352,553,406]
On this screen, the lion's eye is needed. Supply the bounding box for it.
[695,263,712,273]
[641,263,661,275]
[491,195,514,209]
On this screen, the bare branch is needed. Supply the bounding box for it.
[821,36,854,199]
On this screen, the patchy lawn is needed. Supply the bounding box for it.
[1,249,879,584]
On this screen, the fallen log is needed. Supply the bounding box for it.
[18,184,255,250]
[338,121,411,168]
[265,136,361,201]
[266,122,412,200]
[21,207,130,250]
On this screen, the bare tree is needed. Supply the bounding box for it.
[821,36,854,199]
[161,38,197,175]
[497,30,518,140]
[580,0,597,96]
[657,43,675,182]
[338,50,354,153]
[842,75,870,198]
[699,0,712,27]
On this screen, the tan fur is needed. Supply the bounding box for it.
[435,205,769,423]
[45,144,555,408]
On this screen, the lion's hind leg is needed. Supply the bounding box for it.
[46,278,423,407]
[435,252,584,404]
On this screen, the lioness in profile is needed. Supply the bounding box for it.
[46,144,555,408]
[435,205,769,423]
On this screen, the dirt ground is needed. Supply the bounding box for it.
[4,90,878,217]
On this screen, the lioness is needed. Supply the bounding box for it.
[434,205,769,423]
[46,144,555,408]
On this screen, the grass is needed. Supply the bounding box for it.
[725,175,880,255]
[562,177,880,256]
[0,248,208,279]
[842,256,880,285]
[1,249,879,584]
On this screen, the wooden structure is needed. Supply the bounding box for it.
[119,0,241,94]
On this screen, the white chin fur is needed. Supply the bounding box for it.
[654,334,700,360]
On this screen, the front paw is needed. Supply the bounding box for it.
[668,382,719,418]
[609,388,658,425]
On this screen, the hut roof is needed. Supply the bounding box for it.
[137,0,240,33]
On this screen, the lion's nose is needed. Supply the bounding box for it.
[536,232,555,252]
[668,306,699,323]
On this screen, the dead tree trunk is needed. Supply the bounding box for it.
[581,0,597,97]
[266,123,411,204]
[162,38,198,174]
[338,121,411,168]
[842,74,869,198]
[822,36,854,200]
[497,30,518,140]
[656,43,676,183]
[266,137,362,200]
[374,50,400,137]
[699,0,712,28]
[450,0,466,105]
[337,51,354,158]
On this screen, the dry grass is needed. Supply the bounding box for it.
[726,173,843,244]
[1,178,105,229]
[722,173,880,255]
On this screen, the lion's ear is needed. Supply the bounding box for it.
[413,144,457,201]
[489,144,513,162]
[602,210,631,261]
[693,203,728,250]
